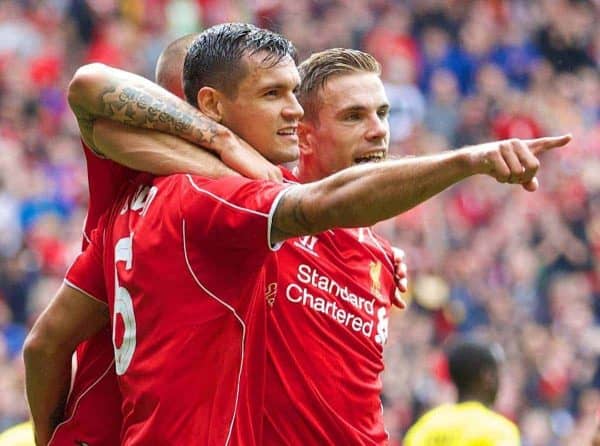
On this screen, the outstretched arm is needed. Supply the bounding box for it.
[272,136,571,243]
[24,284,109,446]
[68,63,281,181]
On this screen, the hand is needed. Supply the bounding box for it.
[392,247,408,309]
[220,134,283,182]
[467,134,572,192]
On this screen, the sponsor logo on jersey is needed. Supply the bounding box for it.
[284,263,391,344]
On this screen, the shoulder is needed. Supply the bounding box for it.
[462,403,520,443]
[408,404,455,431]
[182,174,290,215]
[486,410,520,440]
[404,405,454,444]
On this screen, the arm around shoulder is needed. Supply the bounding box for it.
[92,119,238,178]
[68,63,281,181]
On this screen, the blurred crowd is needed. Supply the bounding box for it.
[0,0,598,444]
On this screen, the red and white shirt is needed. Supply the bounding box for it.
[67,172,289,445]
[265,172,396,445]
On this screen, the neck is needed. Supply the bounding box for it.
[457,392,491,407]
[296,156,322,183]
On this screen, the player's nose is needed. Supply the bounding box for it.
[365,113,388,141]
[282,93,304,122]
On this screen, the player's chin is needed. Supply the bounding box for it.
[273,143,299,164]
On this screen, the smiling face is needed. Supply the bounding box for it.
[218,52,303,165]
[299,72,390,182]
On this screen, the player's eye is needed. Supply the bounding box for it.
[264,89,279,97]
[377,109,389,119]
[344,113,360,121]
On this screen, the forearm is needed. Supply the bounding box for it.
[93,119,238,177]
[274,150,473,240]
[68,63,230,153]
[23,284,109,445]
[24,343,72,445]
[308,151,473,227]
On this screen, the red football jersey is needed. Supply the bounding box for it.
[80,143,136,250]
[50,143,132,446]
[66,172,289,445]
[265,184,396,444]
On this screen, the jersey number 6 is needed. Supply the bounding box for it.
[113,234,136,375]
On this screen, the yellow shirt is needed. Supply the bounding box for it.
[403,401,520,446]
[0,421,35,446]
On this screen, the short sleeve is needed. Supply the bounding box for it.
[66,214,108,305]
[82,140,136,250]
[181,174,291,255]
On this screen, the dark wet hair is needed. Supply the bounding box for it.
[183,23,297,105]
[447,340,499,392]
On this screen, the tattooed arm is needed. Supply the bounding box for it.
[67,63,281,181]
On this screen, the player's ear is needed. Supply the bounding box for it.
[196,87,223,122]
[298,121,315,155]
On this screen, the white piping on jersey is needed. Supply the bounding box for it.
[366,228,395,271]
[48,358,116,445]
[81,220,92,245]
[182,219,245,446]
[187,174,288,252]
[64,279,108,307]
[186,174,269,217]
[82,230,92,245]
[68,350,77,411]
[268,187,294,251]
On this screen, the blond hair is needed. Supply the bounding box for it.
[297,48,380,122]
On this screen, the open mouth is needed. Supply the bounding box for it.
[354,150,386,164]
[277,127,297,137]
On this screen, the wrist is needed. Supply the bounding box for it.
[213,126,236,155]
[188,115,231,155]
[454,146,483,177]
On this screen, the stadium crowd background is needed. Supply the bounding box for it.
[0,0,598,444]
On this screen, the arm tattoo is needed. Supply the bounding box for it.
[98,84,221,148]
[291,194,312,234]
[273,188,313,239]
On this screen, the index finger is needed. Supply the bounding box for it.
[525,134,572,155]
